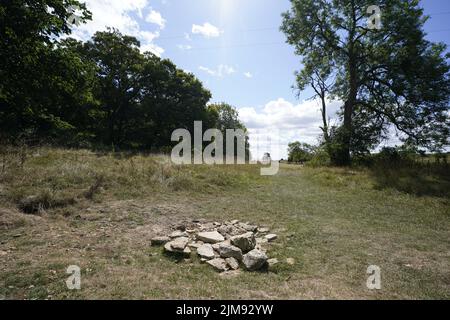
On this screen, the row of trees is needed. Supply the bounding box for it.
[0,0,247,151]
[282,0,450,165]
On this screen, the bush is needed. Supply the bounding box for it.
[306,148,331,167]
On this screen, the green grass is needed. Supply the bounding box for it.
[0,148,449,299]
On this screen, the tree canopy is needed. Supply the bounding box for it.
[0,0,247,152]
[282,0,450,165]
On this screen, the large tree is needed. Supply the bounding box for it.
[0,0,91,143]
[282,0,450,165]
[139,55,212,149]
[83,29,145,148]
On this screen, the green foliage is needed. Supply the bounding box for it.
[1,3,243,152]
[0,0,92,142]
[207,103,250,160]
[282,0,450,165]
[287,141,315,163]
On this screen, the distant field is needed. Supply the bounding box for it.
[0,148,449,299]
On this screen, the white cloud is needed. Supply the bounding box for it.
[177,44,192,50]
[192,22,222,38]
[141,43,164,56]
[199,64,236,77]
[145,9,166,29]
[244,72,253,78]
[238,98,342,159]
[70,0,164,56]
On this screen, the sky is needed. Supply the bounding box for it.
[71,0,450,159]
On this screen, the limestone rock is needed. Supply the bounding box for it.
[197,231,225,243]
[242,249,268,271]
[164,242,173,253]
[225,257,239,270]
[206,258,229,272]
[170,230,188,238]
[197,244,215,260]
[267,258,279,267]
[286,258,295,265]
[257,227,269,234]
[218,243,243,261]
[238,222,257,232]
[170,237,189,251]
[230,232,256,253]
[151,236,170,246]
[188,242,202,249]
[256,237,268,244]
[218,225,245,237]
[265,234,278,242]
[164,240,191,257]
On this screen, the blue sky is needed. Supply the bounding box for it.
[73,0,450,158]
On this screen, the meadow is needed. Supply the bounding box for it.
[0,147,449,299]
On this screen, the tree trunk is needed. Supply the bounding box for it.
[338,52,358,166]
[320,90,330,144]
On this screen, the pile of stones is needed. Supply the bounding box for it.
[151,219,278,272]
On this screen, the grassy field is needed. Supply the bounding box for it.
[0,147,449,299]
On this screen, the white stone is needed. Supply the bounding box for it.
[218,243,243,261]
[151,236,170,246]
[267,258,279,267]
[225,257,239,270]
[242,249,268,271]
[265,234,278,242]
[286,258,295,265]
[197,231,225,243]
[170,237,189,251]
[230,232,256,253]
[188,242,202,249]
[197,244,215,260]
[206,258,229,272]
[257,227,269,233]
[170,230,188,238]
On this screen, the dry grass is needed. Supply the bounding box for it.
[0,148,449,300]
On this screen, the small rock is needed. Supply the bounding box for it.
[242,249,268,271]
[257,227,269,233]
[206,258,229,272]
[230,232,256,253]
[197,244,215,260]
[267,258,279,267]
[217,225,244,237]
[226,257,240,270]
[218,243,243,261]
[151,236,170,246]
[256,237,268,244]
[198,222,216,231]
[265,234,278,242]
[188,242,202,249]
[286,258,295,265]
[238,222,257,232]
[164,242,174,253]
[230,220,239,225]
[170,237,189,251]
[170,230,188,238]
[197,231,225,243]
